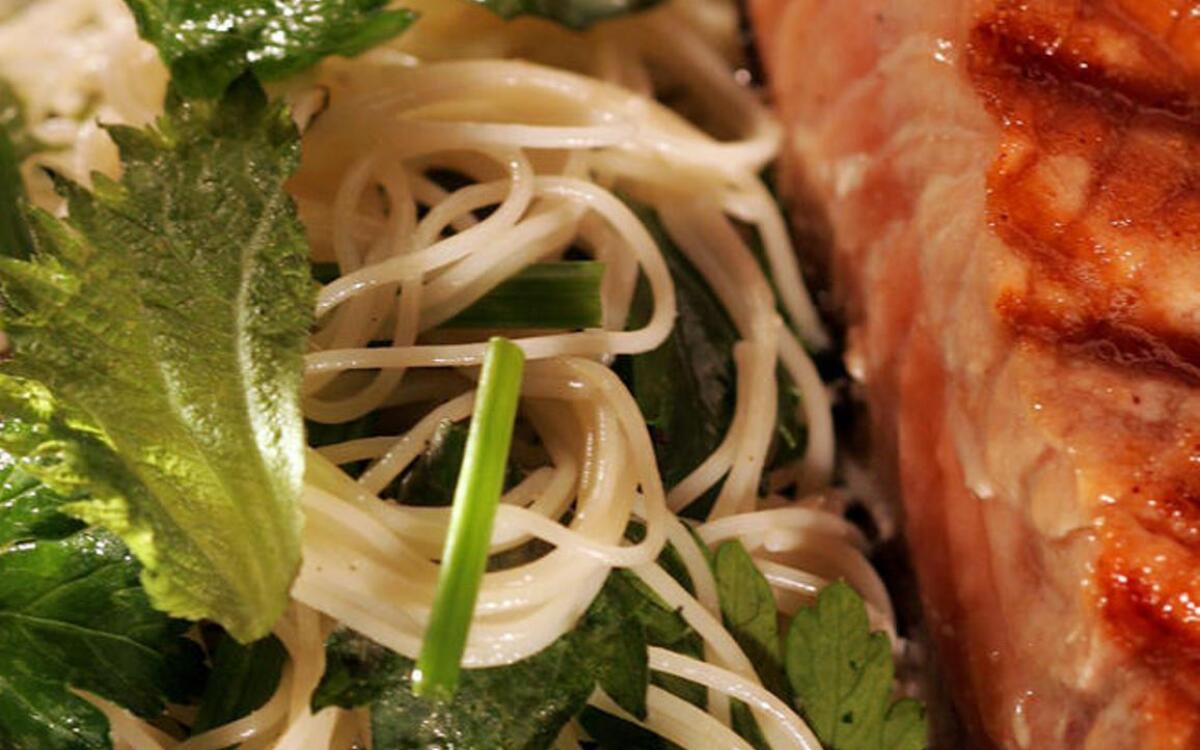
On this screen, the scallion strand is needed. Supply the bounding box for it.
[412,336,525,700]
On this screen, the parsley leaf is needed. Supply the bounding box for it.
[0,465,206,750]
[785,582,928,750]
[0,78,314,641]
[473,0,663,29]
[123,0,417,98]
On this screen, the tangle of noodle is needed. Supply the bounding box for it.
[0,1,909,748]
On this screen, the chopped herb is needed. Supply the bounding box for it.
[473,0,664,29]
[123,0,417,97]
[442,261,605,330]
[413,337,525,699]
[0,77,313,641]
[785,582,928,750]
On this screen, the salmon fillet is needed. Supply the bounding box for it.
[748,1,1200,748]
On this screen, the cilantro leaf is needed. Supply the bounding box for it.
[473,0,663,29]
[124,0,417,98]
[714,540,789,700]
[0,77,314,641]
[784,582,928,750]
[0,469,206,750]
[315,570,689,747]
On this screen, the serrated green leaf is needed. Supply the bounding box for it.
[0,470,206,750]
[0,459,84,546]
[784,582,928,750]
[472,0,663,29]
[0,78,313,641]
[124,0,417,97]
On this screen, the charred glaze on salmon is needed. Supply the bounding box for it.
[750,1,1200,747]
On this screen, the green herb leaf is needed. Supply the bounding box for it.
[0,461,84,546]
[0,471,206,750]
[315,571,663,749]
[578,572,649,719]
[441,261,605,330]
[731,701,772,750]
[578,707,683,750]
[124,0,417,98]
[414,337,525,699]
[0,128,28,259]
[619,201,737,500]
[0,80,45,164]
[784,582,928,750]
[0,81,39,259]
[393,419,469,507]
[769,367,807,471]
[192,634,288,735]
[714,540,789,700]
[473,0,663,29]
[0,77,314,641]
[317,630,591,750]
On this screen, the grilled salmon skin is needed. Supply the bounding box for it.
[749,1,1200,748]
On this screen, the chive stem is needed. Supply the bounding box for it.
[440,261,605,330]
[412,336,525,700]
